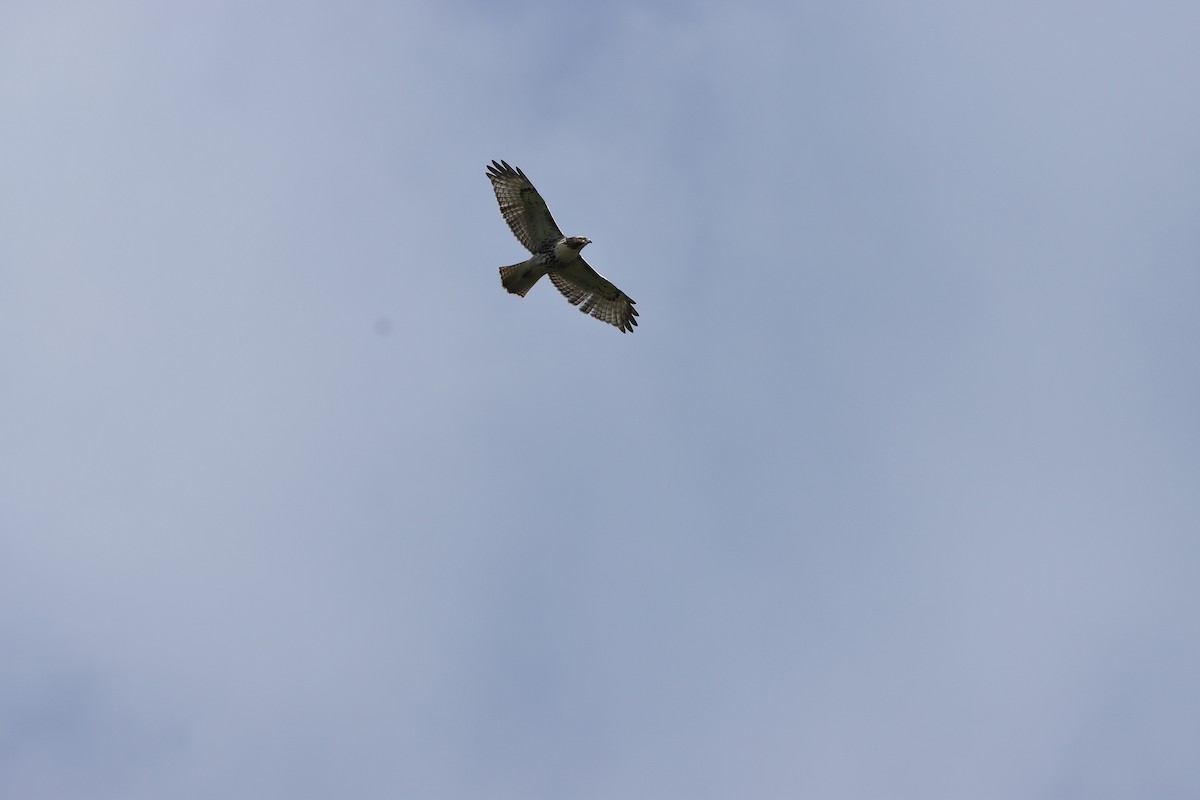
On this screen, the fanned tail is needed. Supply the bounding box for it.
[499,261,545,297]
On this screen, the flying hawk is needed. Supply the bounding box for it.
[486,160,638,333]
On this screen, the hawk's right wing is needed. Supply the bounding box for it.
[549,257,639,333]
[486,160,564,253]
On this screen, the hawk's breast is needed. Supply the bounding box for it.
[552,239,583,264]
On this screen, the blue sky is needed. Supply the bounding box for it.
[3,1,1199,797]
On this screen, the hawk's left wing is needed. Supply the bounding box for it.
[549,257,639,333]
[486,160,564,253]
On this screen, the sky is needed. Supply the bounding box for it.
[2,0,1199,797]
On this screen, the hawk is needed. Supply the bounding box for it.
[486,160,638,333]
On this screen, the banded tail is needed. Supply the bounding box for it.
[499,261,546,297]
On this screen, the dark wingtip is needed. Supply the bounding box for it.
[486,159,528,182]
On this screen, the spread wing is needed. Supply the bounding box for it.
[486,160,563,253]
[549,257,639,333]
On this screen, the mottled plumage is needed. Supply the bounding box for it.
[486,160,638,333]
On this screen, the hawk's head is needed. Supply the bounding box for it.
[553,236,591,264]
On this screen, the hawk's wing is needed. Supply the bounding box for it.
[549,257,639,333]
[486,160,564,253]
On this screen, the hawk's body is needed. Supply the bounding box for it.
[486,160,638,333]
